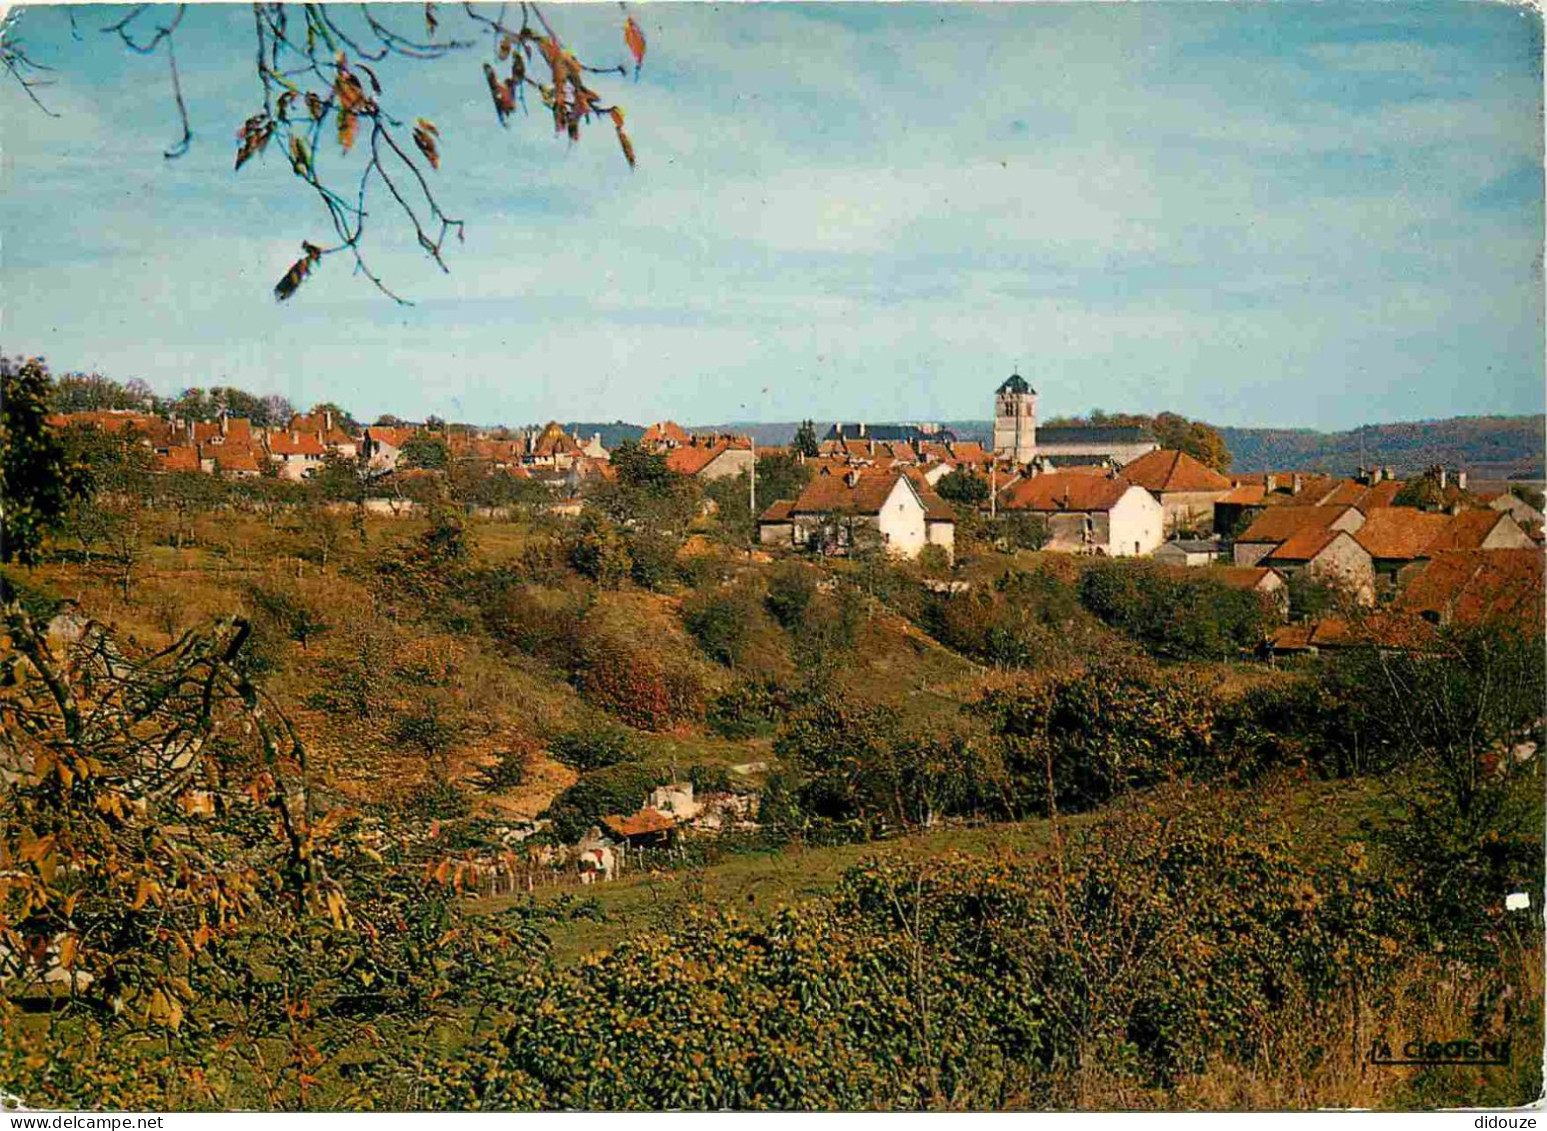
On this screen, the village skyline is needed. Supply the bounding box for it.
[4,2,1543,431]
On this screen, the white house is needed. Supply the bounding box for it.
[996,471,1164,556]
[758,467,955,561]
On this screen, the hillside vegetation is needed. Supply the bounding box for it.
[1,377,1541,1111]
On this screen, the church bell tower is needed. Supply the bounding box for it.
[992,372,1036,464]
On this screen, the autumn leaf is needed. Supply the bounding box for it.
[56,934,77,969]
[306,91,325,121]
[274,241,323,302]
[290,136,311,176]
[234,113,274,171]
[624,16,647,77]
[338,108,359,154]
[413,119,441,170]
[483,63,514,124]
[612,109,636,169]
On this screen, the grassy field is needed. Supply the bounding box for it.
[490,773,1396,964]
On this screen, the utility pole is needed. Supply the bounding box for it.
[748,435,757,556]
[990,460,997,519]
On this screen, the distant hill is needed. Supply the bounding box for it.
[561,421,645,449]
[690,415,1544,478]
[1218,416,1544,478]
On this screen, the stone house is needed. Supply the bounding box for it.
[1232,505,1365,567]
[1395,548,1544,631]
[1262,528,1376,605]
[1355,507,1535,590]
[665,438,756,481]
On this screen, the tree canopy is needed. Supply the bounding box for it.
[3,4,648,304]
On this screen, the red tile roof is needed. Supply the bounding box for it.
[759,499,794,523]
[213,448,261,474]
[948,441,991,464]
[1315,478,1406,509]
[268,431,326,457]
[641,421,691,446]
[1353,507,1454,561]
[1237,505,1356,544]
[791,467,915,516]
[1265,527,1345,563]
[53,410,160,435]
[603,810,676,838]
[1119,449,1232,493]
[157,446,201,473]
[1397,548,1545,631]
[1421,509,1513,553]
[998,472,1135,513]
[365,426,418,450]
[1214,565,1281,592]
[667,442,739,476]
[1218,484,1268,506]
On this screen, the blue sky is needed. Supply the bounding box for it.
[2,1,1542,429]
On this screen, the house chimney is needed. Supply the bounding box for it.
[1292,473,1303,494]
[1438,468,1448,490]
[844,469,860,488]
[1265,473,1277,493]
[1455,470,1468,491]
[324,411,333,433]
[220,412,229,437]
[857,423,866,438]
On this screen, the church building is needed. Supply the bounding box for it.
[991,372,1158,469]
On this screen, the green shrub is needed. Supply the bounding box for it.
[1078,558,1273,660]
[474,745,533,793]
[764,561,816,628]
[564,511,631,587]
[626,530,680,591]
[540,762,662,843]
[549,725,636,772]
[482,584,591,664]
[976,662,1221,815]
[687,763,732,795]
[246,579,331,649]
[707,679,789,739]
[517,537,570,585]
[681,585,758,667]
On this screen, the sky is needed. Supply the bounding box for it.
[1,1,1543,430]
